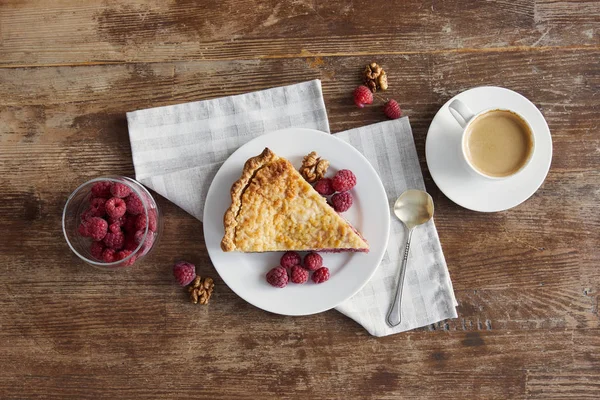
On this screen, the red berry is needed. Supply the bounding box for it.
[86,217,108,241]
[312,267,330,284]
[108,222,122,234]
[173,261,196,286]
[108,215,127,227]
[101,248,116,263]
[384,99,402,119]
[135,213,148,231]
[78,222,90,237]
[280,251,301,269]
[125,193,144,215]
[148,209,157,232]
[123,214,137,232]
[91,181,112,198]
[90,241,105,260]
[89,197,107,217]
[105,197,127,218]
[110,182,132,198]
[123,234,138,251]
[290,265,309,284]
[332,169,357,192]
[353,85,373,108]
[314,178,335,196]
[103,231,125,250]
[266,266,288,288]
[303,252,323,271]
[331,191,353,212]
[116,250,136,266]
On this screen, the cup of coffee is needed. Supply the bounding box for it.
[448,99,535,180]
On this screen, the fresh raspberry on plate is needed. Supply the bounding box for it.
[331,191,353,212]
[110,182,132,198]
[290,265,309,284]
[86,217,108,241]
[384,99,402,119]
[280,251,301,269]
[90,241,105,260]
[266,266,288,288]
[101,248,116,263]
[125,193,144,215]
[312,267,330,284]
[173,261,196,286]
[105,197,127,219]
[91,181,112,198]
[353,85,373,108]
[332,169,357,192]
[314,178,335,196]
[89,197,107,217]
[303,252,323,271]
[103,231,125,250]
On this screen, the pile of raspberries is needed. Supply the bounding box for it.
[266,251,330,288]
[77,180,156,266]
[313,169,357,213]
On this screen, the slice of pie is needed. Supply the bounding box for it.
[221,148,369,253]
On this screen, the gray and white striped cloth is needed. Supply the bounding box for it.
[127,80,457,336]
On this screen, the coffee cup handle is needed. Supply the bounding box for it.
[448,99,475,128]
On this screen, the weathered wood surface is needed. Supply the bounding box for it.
[0,0,598,399]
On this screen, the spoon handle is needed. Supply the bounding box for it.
[386,228,414,327]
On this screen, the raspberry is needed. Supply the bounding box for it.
[266,266,288,288]
[103,231,124,250]
[86,217,108,241]
[290,265,309,284]
[108,222,122,234]
[80,208,95,223]
[303,252,323,271]
[110,182,132,198]
[331,191,353,212]
[78,222,90,237]
[101,248,116,263]
[91,181,112,198]
[332,169,357,192]
[89,197,107,217]
[108,215,127,227]
[123,233,138,251]
[312,267,330,284]
[133,230,155,255]
[173,261,196,286]
[125,193,144,215]
[384,99,402,119]
[314,178,335,196]
[353,85,373,108]
[135,213,148,231]
[280,251,301,269]
[105,197,126,218]
[116,250,136,266]
[90,241,105,260]
[148,209,157,232]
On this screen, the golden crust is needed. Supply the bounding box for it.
[221,148,277,251]
[221,148,369,253]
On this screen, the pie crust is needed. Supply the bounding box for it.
[221,148,369,253]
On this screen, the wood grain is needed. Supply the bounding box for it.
[1,0,599,398]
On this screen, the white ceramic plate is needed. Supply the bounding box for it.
[426,86,552,212]
[204,128,390,316]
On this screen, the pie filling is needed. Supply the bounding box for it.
[221,148,369,253]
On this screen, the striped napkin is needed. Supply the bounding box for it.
[127,80,457,336]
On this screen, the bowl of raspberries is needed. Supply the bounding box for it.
[62,177,161,269]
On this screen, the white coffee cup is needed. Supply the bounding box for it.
[448,99,536,180]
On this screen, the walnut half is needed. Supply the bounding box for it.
[188,276,215,305]
[363,62,388,92]
[300,151,329,183]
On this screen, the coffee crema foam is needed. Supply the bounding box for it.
[463,110,533,177]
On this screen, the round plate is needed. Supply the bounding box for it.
[203,128,390,316]
[426,86,552,212]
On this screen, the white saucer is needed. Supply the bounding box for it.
[425,86,552,212]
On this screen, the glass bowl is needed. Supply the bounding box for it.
[63,176,162,270]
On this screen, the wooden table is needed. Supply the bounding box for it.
[1,1,598,398]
